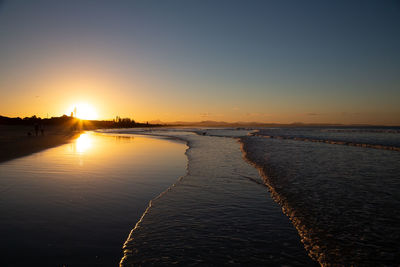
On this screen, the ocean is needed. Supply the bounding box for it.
[118,127,400,266]
[0,133,187,266]
[0,127,398,266]
[241,127,400,265]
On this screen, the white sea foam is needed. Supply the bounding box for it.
[117,127,400,266]
[241,128,400,265]
[119,129,316,266]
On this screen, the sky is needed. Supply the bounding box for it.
[0,0,399,124]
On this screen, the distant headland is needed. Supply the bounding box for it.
[0,115,161,130]
[0,114,160,163]
[1,115,398,129]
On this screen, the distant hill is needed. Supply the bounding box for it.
[3,115,394,128]
[150,119,400,127]
[150,119,348,127]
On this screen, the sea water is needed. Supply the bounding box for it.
[241,127,400,265]
[1,127,398,266]
[119,127,400,266]
[0,132,186,266]
[118,129,316,266]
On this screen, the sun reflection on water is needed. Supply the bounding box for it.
[76,133,93,153]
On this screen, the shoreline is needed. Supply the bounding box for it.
[0,130,188,266]
[0,125,81,164]
[118,129,317,266]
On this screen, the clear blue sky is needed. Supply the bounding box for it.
[0,0,399,124]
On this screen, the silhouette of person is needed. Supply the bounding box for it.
[34,123,39,136]
[40,124,44,135]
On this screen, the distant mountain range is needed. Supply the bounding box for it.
[149,120,372,127]
[1,115,393,128]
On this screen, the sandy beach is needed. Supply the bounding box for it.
[0,125,80,163]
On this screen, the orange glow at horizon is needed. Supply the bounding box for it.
[68,103,98,120]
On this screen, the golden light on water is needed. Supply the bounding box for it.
[75,133,93,153]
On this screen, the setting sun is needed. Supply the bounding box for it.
[69,103,98,120]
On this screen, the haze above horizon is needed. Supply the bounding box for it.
[0,0,399,125]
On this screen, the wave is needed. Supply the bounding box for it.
[252,132,400,151]
[119,130,316,266]
[117,127,400,265]
[324,128,400,134]
[240,135,400,266]
[120,135,190,266]
[252,127,400,151]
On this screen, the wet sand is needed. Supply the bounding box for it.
[0,125,80,163]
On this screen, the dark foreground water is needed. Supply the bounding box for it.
[0,132,186,266]
[241,127,400,266]
[119,127,400,266]
[119,129,316,266]
[1,127,399,266]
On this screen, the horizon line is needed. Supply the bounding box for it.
[1,114,399,127]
